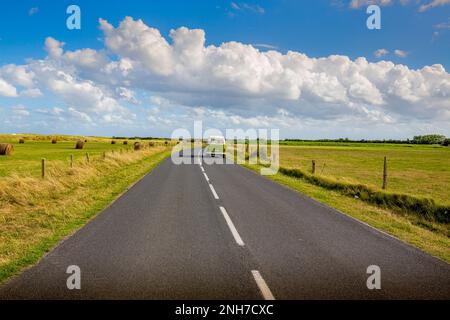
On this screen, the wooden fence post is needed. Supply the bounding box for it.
[70,154,73,168]
[86,153,90,163]
[103,151,106,160]
[41,158,46,178]
[312,160,316,174]
[382,156,387,190]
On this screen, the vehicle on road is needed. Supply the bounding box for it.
[206,135,226,158]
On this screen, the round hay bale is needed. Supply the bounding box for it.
[134,142,143,151]
[84,139,88,143]
[123,141,128,145]
[75,140,85,149]
[164,141,168,146]
[51,138,57,144]
[19,138,25,144]
[111,140,117,145]
[0,143,13,155]
[149,142,155,147]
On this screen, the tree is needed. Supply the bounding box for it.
[412,135,446,145]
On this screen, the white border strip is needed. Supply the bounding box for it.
[219,206,244,246]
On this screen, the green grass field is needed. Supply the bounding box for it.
[237,141,450,261]
[0,134,172,283]
[244,163,450,263]
[0,134,169,177]
[277,142,450,206]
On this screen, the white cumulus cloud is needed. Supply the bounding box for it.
[1,16,450,137]
[0,78,18,97]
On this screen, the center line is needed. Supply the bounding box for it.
[203,172,210,182]
[209,184,219,199]
[251,270,275,300]
[219,206,244,246]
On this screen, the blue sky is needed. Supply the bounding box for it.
[1,0,449,68]
[0,0,449,138]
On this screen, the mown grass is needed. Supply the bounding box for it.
[0,134,172,284]
[0,134,170,177]
[277,143,450,205]
[244,163,450,263]
[276,167,449,224]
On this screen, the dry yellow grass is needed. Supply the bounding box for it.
[0,146,169,279]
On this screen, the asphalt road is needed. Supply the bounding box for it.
[1,150,449,299]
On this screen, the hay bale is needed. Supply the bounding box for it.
[123,141,128,145]
[51,138,57,144]
[75,140,85,149]
[164,141,168,146]
[84,139,88,143]
[111,140,117,145]
[149,142,155,147]
[19,138,25,144]
[134,142,143,151]
[0,143,13,155]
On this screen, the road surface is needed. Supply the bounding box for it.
[1,150,449,299]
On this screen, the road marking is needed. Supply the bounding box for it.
[251,270,275,300]
[219,206,244,246]
[200,166,205,172]
[203,172,210,182]
[197,151,203,165]
[209,184,219,199]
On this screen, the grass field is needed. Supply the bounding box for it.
[244,163,450,263]
[0,134,169,177]
[236,141,450,262]
[0,134,172,283]
[277,142,450,206]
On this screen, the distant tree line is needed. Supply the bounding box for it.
[283,134,449,146]
[411,134,447,145]
[111,135,449,146]
[112,136,168,140]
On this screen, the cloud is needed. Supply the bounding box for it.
[230,2,265,14]
[28,7,39,16]
[349,0,393,9]
[419,0,450,12]
[45,37,64,58]
[1,17,450,137]
[21,88,42,98]
[95,18,450,120]
[394,49,408,57]
[374,49,389,58]
[11,105,30,116]
[0,64,35,88]
[434,18,450,29]
[345,0,449,11]
[116,87,139,104]
[0,78,18,97]
[99,18,174,76]
[253,43,279,50]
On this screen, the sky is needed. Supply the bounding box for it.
[0,0,449,139]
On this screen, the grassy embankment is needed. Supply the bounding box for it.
[0,134,173,283]
[235,142,449,262]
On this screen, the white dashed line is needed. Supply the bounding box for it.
[251,270,275,300]
[200,166,205,172]
[203,172,210,182]
[209,184,219,199]
[219,206,244,247]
